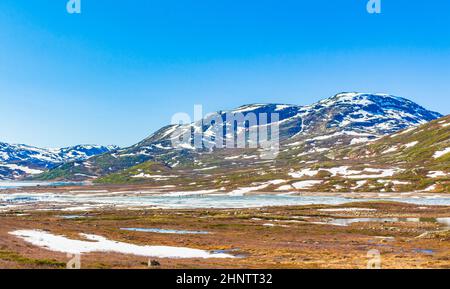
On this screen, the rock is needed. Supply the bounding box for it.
[149,260,161,267]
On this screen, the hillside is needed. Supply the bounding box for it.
[35,92,447,192]
[94,115,450,193]
[0,144,118,180]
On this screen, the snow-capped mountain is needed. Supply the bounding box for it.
[147,92,441,150]
[303,92,441,134]
[53,145,119,161]
[36,92,442,182]
[276,92,442,154]
[0,143,118,180]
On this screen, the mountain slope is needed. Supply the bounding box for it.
[36,92,442,184]
[34,103,305,180]
[0,143,118,180]
[96,115,450,193]
[344,115,450,168]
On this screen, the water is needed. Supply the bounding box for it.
[1,192,450,210]
[323,217,450,228]
[0,194,370,210]
[0,181,84,190]
[121,228,210,235]
[59,215,88,219]
[414,249,434,255]
[436,217,450,228]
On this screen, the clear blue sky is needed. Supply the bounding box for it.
[1,0,449,148]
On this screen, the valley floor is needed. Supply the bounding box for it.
[0,192,449,269]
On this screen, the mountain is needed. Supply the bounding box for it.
[336,114,450,192]
[34,103,304,181]
[98,114,450,193]
[0,143,118,180]
[35,92,443,187]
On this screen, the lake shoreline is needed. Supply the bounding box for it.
[1,182,450,212]
[0,201,449,269]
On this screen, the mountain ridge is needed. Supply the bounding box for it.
[96,114,450,193]
[33,92,444,185]
[0,143,118,180]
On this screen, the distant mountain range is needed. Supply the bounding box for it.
[0,144,118,180]
[28,92,450,192]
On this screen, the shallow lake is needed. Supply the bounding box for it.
[120,228,210,235]
[0,181,84,190]
[323,217,450,228]
[1,192,450,210]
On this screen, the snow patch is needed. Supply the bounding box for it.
[433,147,450,159]
[427,171,448,178]
[318,208,377,212]
[424,185,437,192]
[0,164,43,175]
[288,169,319,178]
[350,138,370,145]
[346,168,401,179]
[291,180,323,189]
[383,146,399,154]
[132,173,177,179]
[275,185,294,191]
[10,230,233,259]
[404,141,418,148]
[159,189,218,197]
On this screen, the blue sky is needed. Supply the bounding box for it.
[1,0,450,148]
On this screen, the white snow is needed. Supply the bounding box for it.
[158,125,180,139]
[131,173,177,179]
[433,147,450,159]
[352,180,367,190]
[0,143,116,179]
[224,155,241,160]
[326,166,361,177]
[289,166,362,179]
[228,186,268,196]
[318,208,377,212]
[427,171,448,178]
[177,143,196,150]
[286,141,303,147]
[9,230,233,259]
[275,105,291,111]
[383,146,399,154]
[291,180,323,189]
[424,185,437,192]
[159,189,218,197]
[153,144,172,150]
[304,131,372,143]
[0,164,43,175]
[0,152,10,160]
[346,168,400,179]
[232,104,266,113]
[350,137,370,145]
[391,180,410,185]
[275,185,294,191]
[193,166,218,171]
[268,179,288,185]
[227,180,286,196]
[288,168,319,178]
[390,127,416,138]
[404,141,419,148]
[69,190,109,194]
